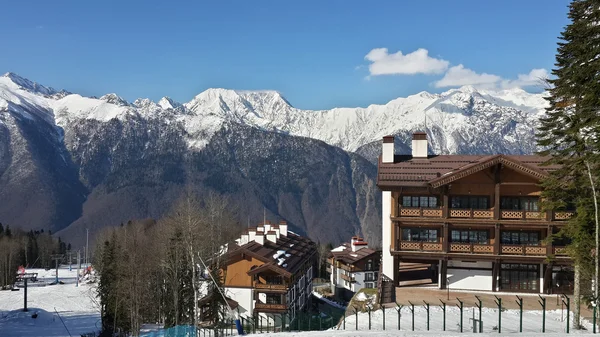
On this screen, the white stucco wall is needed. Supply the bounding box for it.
[225,287,253,316]
[447,268,493,291]
[382,191,393,281]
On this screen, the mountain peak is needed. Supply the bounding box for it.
[2,72,59,96]
[158,96,182,110]
[99,93,130,106]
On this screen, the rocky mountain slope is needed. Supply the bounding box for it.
[0,72,547,246]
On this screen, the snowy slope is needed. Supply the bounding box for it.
[0,72,548,154]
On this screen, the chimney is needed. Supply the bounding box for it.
[255,234,265,245]
[412,132,428,159]
[279,221,288,236]
[266,231,277,243]
[272,226,280,239]
[382,136,395,163]
[240,233,249,245]
[350,236,368,252]
[248,229,256,242]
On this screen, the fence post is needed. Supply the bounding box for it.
[368,305,372,330]
[514,295,522,333]
[457,298,463,333]
[308,311,311,331]
[343,310,346,330]
[494,295,502,334]
[562,294,570,334]
[594,302,597,334]
[382,305,386,330]
[475,295,482,333]
[408,301,415,331]
[424,300,430,331]
[440,299,446,331]
[355,306,358,331]
[395,302,403,330]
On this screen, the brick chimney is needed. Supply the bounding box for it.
[382,136,395,163]
[412,132,428,159]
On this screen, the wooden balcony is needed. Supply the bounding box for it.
[449,243,493,254]
[398,241,443,252]
[554,212,574,221]
[449,209,494,219]
[398,207,443,218]
[254,282,288,292]
[500,210,544,220]
[340,273,355,283]
[553,246,569,256]
[501,245,547,256]
[255,302,287,312]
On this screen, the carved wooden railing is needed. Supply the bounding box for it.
[398,207,442,218]
[449,243,493,254]
[553,246,568,256]
[255,303,287,311]
[254,282,288,291]
[554,212,574,221]
[340,273,355,282]
[398,241,442,252]
[449,209,493,219]
[500,210,544,220]
[501,245,547,255]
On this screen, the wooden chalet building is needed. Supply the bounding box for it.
[378,133,574,294]
[222,221,317,325]
[327,236,381,301]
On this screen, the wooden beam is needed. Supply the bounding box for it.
[494,224,501,255]
[494,164,501,220]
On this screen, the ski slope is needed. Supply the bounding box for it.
[0,266,100,337]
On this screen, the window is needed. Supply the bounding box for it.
[366,259,373,271]
[450,196,489,209]
[365,282,374,289]
[501,231,540,245]
[450,230,489,244]
[401,228,439,242]
[501,197,539,211]
[500,264,539,292]
[402,195,438,208]
[365,272,375,281]
[266,294,282,304]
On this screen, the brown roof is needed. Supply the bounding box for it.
[330,243,380,265]
[227,231,316,277]
[377,154,560,189]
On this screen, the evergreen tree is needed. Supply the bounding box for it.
[5,225,11,238]
[537,0,600,329]
[0,223,4,236]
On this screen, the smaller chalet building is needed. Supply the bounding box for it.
[327,236,381,300]
[222,221,317,324]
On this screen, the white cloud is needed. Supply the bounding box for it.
[364,48,449,76]
[434,65,549,90]
[501,68,549,89]
[434,65,501,88]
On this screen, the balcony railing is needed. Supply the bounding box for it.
[340,274,355,283]
[255,302,287,311]
[554,212,574,221]
[501,245,547,256]
[398,207,442,218]
[398,241,442,252]
[500,210,544,220]
[449,243,493,254]
[254,282,288,291]
[449,209,494,219]
[553,246,569,256]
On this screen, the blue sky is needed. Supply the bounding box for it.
[0,0,570,110]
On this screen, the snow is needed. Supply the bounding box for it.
[0,266,100,337]
[0,72,550,154]
[355,292,368,301]
[331,245,346,252]
[313,291,346,310]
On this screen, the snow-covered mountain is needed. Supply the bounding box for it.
[0,72,548,246]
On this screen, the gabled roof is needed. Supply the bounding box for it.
[377,154,559,189]
[247,262,292,278]
[329,243,380,265]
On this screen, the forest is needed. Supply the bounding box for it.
[0,224,69,288]
[94,191,238,337]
